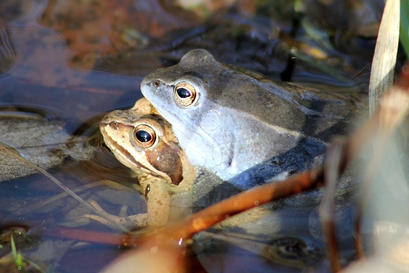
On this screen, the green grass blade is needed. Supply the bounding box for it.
[10,235,24,271]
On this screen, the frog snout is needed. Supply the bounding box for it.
[141,77,163,90]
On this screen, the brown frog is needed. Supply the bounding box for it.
[100,98,196,226]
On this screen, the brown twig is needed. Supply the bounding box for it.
[354,208,365,259]
[320,140,345,272]
[45,226,126,245]
[125,167,325,246]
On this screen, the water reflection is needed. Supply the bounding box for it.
[0,0,376,272]
[0,26,16,74]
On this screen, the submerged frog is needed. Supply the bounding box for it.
[141,49,359,184]
[100,98,200,226]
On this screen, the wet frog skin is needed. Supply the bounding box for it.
[100,98,196,226]
[141,49,357,183]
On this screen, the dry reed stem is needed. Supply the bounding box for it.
[368,0,400,114]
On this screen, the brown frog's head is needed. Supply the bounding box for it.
[99,98,195,186]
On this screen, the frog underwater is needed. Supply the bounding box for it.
[141,49,359,186]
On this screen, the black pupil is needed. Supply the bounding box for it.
[177,87,191,98]
[135,130,151,142]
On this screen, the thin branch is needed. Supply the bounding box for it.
[319,141,344,272]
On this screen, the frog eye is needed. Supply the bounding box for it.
[133,124,157,148]
[174,82,197,107]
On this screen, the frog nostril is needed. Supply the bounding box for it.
[109,121,119,130]
[153,80,160,88]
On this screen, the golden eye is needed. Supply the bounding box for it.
[174,82,197,107]
[133,124,157,148]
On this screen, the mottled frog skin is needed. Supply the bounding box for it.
[141,49,357,184]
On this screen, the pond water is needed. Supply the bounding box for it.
[0,0,376,272]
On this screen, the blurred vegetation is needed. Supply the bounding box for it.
[401,0,409,57]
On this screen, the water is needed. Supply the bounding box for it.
[0,1,372,272]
